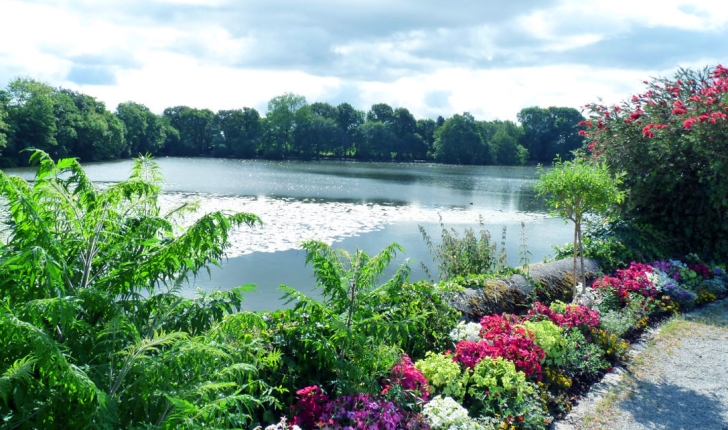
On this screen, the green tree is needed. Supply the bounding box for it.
[263,93,307,159]
[356,121,395,160]
[53,89,127,161]
[0,151,276,427]
[336,103,365,157]
[486,120,528,165]
[3,78,58,165]
[366,103,394,124]
[162,106,215,156]
[416,118,437,159]
[116,101,166,156]
[0,93,11,164]
[433,113,492,165]
[535,157,625,296]
[518,106,585,163]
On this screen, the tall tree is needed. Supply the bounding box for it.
[54,89,127,161]
[416,118,437,158]
[263,93,307,159]
[116,102,166,156]
[3,78,58,165]
[517,106,585,162]
[0,97,8,163]
[482,120,528,165]
[355,121,396,160]
[366,103,395,124]
[162,106,214,156]
[433,113,492,165]
[336,103,364,156]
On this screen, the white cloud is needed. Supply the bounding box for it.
[1,0,727,120]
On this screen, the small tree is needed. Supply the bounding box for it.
[535,156,625,297]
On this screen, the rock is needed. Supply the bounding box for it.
[450,258,602,320]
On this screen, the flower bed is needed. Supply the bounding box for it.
[269,258,727,430]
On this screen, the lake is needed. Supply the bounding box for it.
[1,157,572,310]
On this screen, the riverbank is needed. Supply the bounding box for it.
[553,297,728,430]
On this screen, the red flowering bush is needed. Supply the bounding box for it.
[381,354,430,403]
[581,64,728,260]
[526,302,600,329]
[593,262,657,305]
[452,314,545,379]
[291,385,329,428]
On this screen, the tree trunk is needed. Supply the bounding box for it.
[577,223,586,294]
[572,222,578,299]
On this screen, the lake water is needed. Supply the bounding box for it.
[1,157,572,310]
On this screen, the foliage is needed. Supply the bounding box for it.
[420,217,506,281]
[535,156,625,294]
[552,219,670,273]
[0,151,276,428]
[525,302,601,330]
[468,358,551,429]
[433,113,494,165]
[521,321,567,367]
[415,352,470,403]
[592,262,657,307]
[582,64,728,261]
[274,241,440,397]
[381,354,431,407]
[517,106,586,163]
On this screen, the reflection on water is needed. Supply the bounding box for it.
[1,157,571,309]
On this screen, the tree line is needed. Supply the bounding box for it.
[0,77,586,167]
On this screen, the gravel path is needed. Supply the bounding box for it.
[552,298,728,430]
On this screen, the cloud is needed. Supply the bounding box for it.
[2,0,727,122]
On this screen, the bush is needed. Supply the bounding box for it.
[582,64,728,261]
[420,218,507,281]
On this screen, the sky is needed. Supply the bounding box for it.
[1,0,727,122]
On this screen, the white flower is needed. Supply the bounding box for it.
[449,321,482,343]
[423,396,490,430]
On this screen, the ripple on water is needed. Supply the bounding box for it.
[159,192,547,258]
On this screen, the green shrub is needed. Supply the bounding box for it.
[0,151,275,428]
[420,217,507,281]
[522,320,567,367]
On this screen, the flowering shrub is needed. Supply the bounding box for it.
[422,396,489,430]
[526,301,600,329]
[581,64,728,260]
[291,385,329,428]
[414,352,469,402]
[318,394,430,429]
[588,327,629,362]
[560,328,611,378]
[451,314,545,379]
[592,262,657,307]
[449,321,483,343]
[381,354,431,404]
[292,386,430,429]
[254,417,301,430]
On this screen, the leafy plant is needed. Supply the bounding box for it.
[275,241,434,397]
[582,65,728,261]
[0,151,275,428]
[535,156,625,296]
[420,216,506,281]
